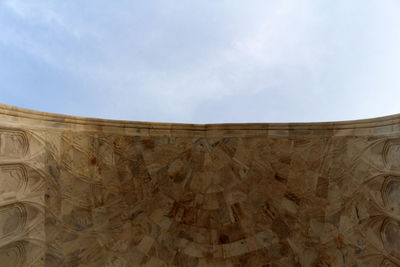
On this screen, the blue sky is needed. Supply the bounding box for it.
[0,1,399,123]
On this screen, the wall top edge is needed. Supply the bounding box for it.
[1,103,400,136]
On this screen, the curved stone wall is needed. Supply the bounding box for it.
[1,103,400,266]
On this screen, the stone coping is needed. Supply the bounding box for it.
[1,103,399,137]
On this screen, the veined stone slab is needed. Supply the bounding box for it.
[1,103,400,266]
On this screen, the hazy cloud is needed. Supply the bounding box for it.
[0,0,399,123]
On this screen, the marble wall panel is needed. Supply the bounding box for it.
[1,104,400,266]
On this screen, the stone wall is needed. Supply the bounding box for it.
[1,103,400,266]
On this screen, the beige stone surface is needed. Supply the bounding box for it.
[1,103,400,266]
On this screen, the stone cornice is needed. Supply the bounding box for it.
[1,103,399,137]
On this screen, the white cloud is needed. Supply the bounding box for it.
[3,0,81,36]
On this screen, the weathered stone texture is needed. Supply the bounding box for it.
[1,103,400,266]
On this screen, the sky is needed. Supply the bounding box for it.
[0,0,399,124]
